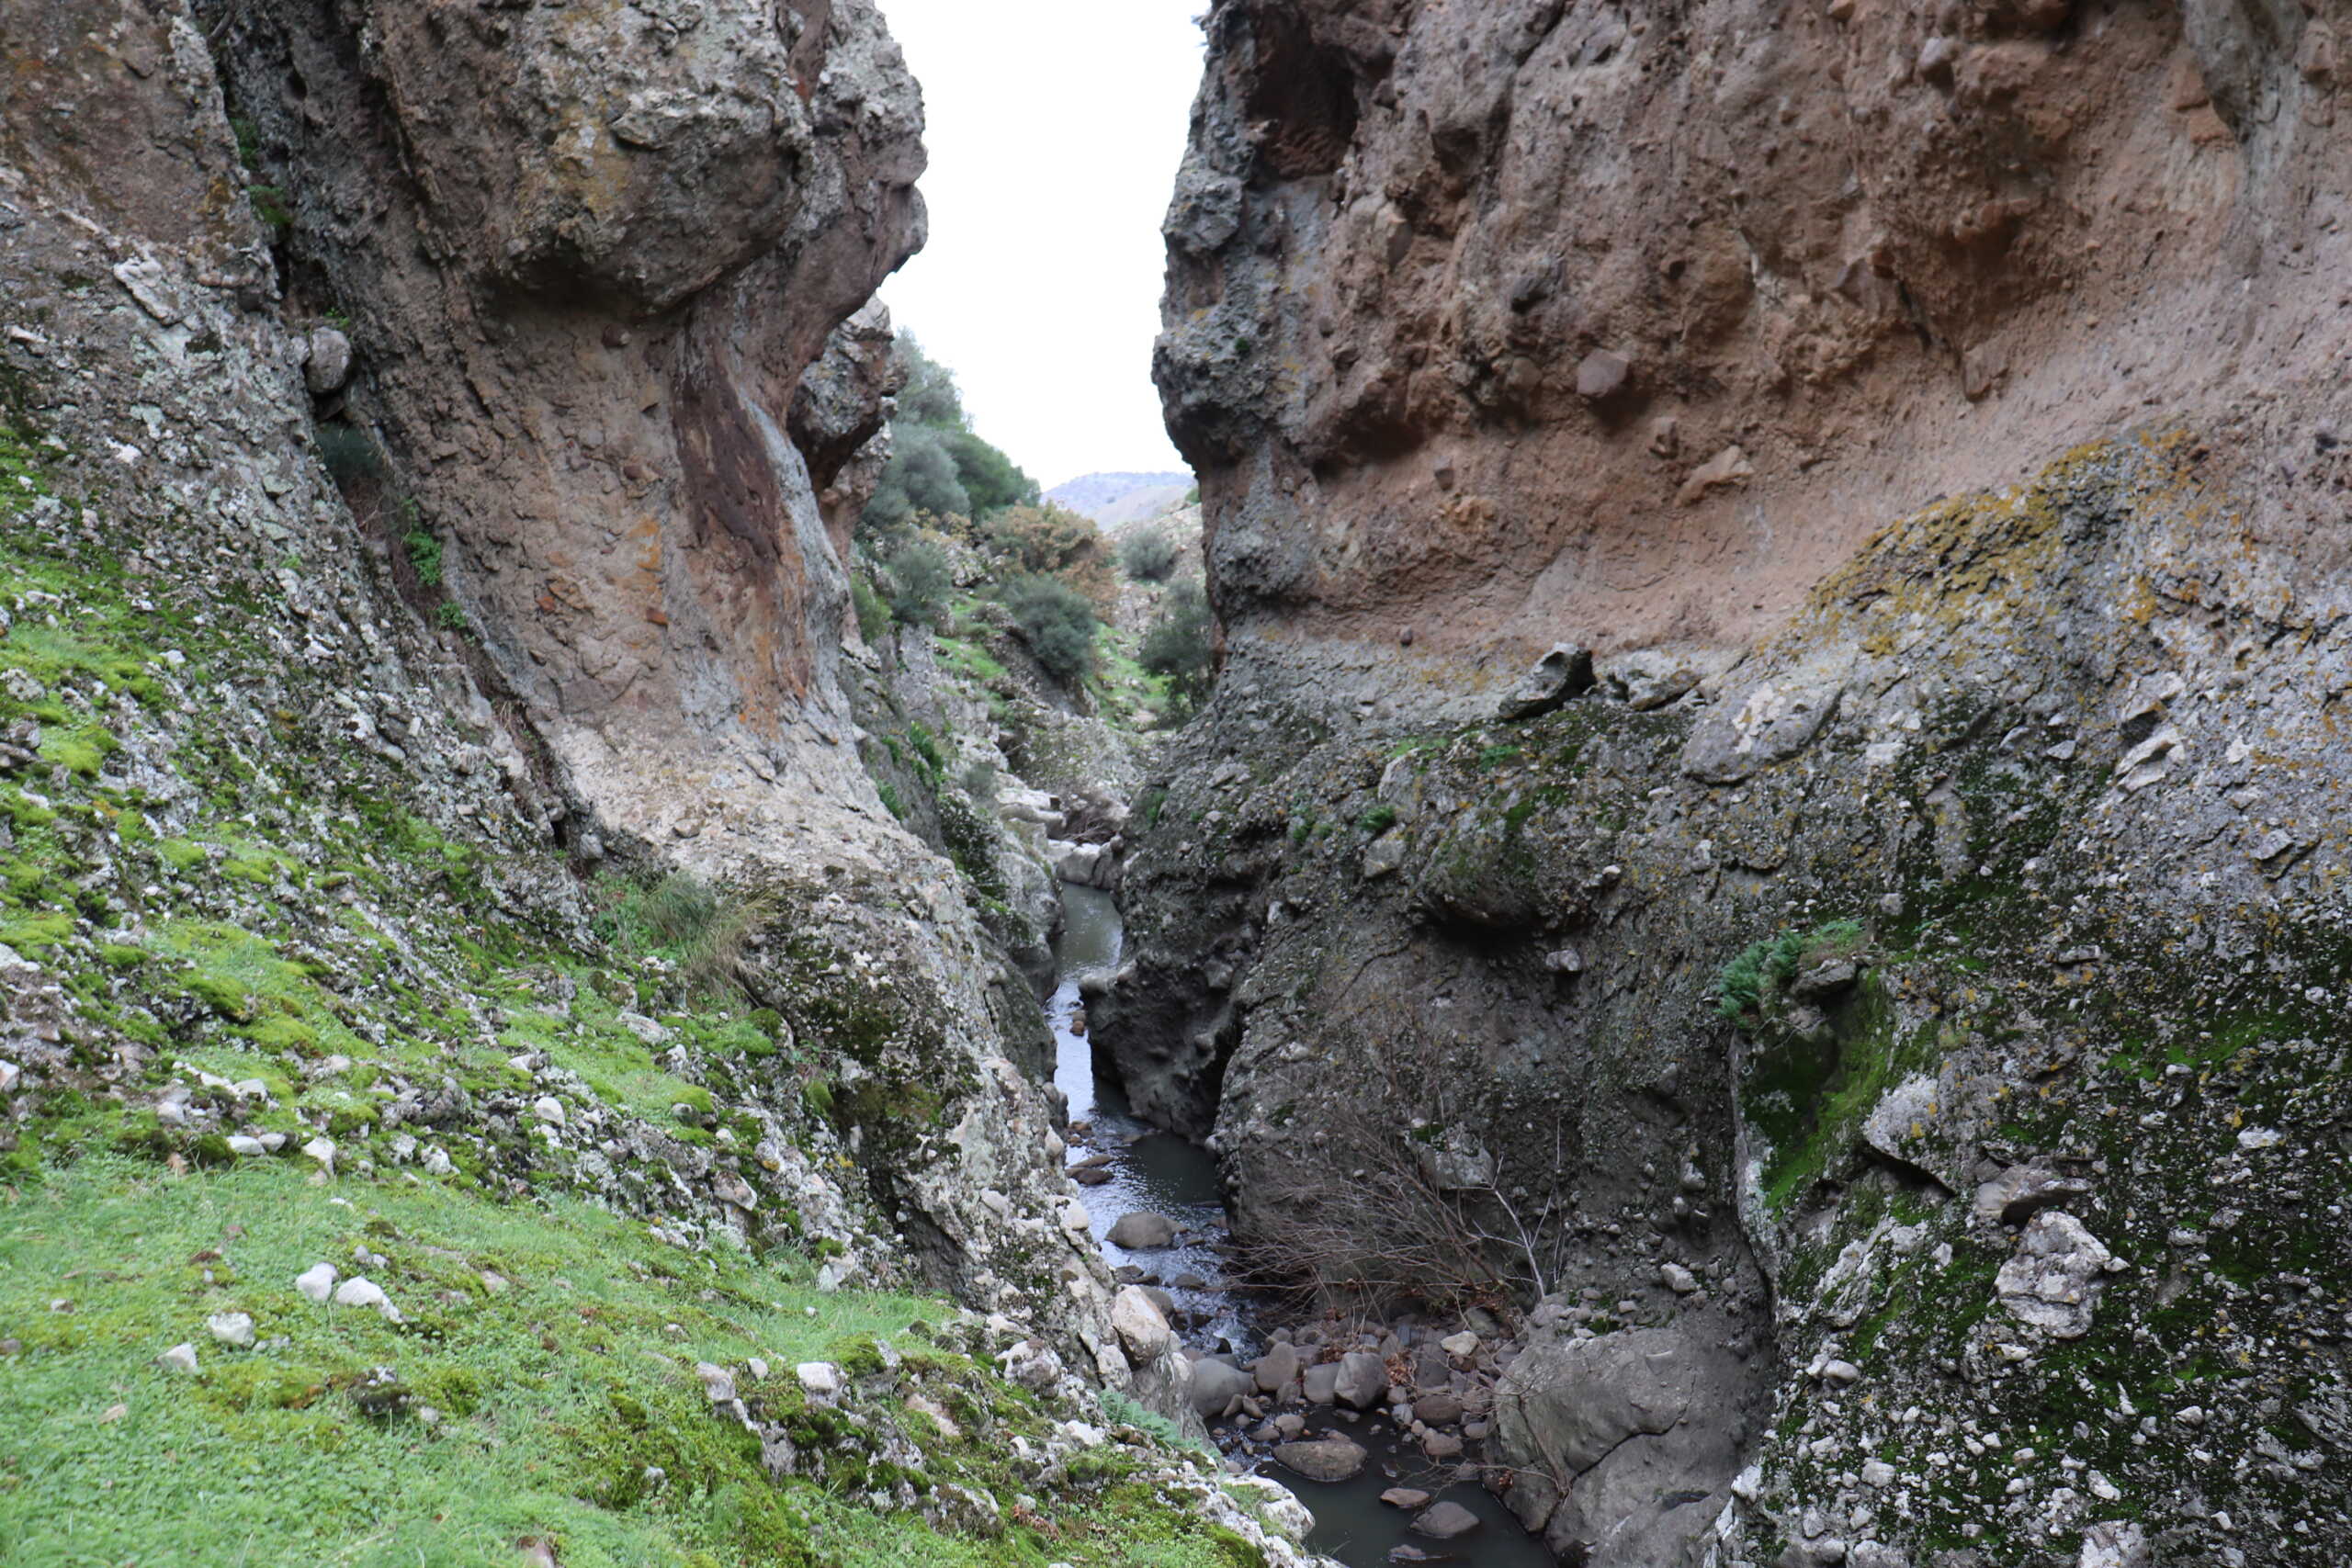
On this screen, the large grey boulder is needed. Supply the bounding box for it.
[1188,1355,1252,1420]
[1333,1349,1389,1410]
[1493,1325,1750,1567]
[1252,1340,1300,1393]
[1106,1212,1180,1249]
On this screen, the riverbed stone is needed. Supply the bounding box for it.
[1189,1355,1252,1419]
[1413,1392,1464,1425]
[1409,1501,1481,1540]
[1335,1350,1388,1410]
[1253,1341,1300,1393]
[1107,1212,1180,1249]
[1273,1436,1369,1483]
[1304,1362,1340,1404]
[1381,1487,1432,1509]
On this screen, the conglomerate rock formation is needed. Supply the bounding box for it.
[1107,1,2352,1564]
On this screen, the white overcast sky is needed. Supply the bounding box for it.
[876,0,1206,490]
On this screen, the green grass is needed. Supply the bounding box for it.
[0,1157,1259,1568]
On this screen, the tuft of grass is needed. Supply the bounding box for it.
[405,527,444,589]
[602,874,773,1000]
[1716,919,1865,1022]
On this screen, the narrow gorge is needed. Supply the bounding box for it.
[1,1,2348,1567]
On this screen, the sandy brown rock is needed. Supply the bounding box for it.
[1160,0,2352,718]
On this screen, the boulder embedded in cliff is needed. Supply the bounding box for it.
[1111,1286,1173,1363]
[1995,1212,2113,1338]
[1497,644,1597,721]
[1273,1437,1369,1483]
[303,328,352,396]
[1682,671,1847,784]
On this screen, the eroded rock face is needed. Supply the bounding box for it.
[1159,0,2351,719]
[209,0,927,869]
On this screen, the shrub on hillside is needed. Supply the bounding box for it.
[860,333,1036,533]
[1119,526,1182,583]
[1000,573,1098,685]
[886,540,955,626]
[1140,577,1216,716]
[983,503,1117,608]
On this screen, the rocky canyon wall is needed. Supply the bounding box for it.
[1112,1,2352,1564]
[1158,0,2349,717]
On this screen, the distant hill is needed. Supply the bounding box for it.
[1047,471,1194,527]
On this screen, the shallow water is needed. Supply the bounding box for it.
[1050,888,1556,1568]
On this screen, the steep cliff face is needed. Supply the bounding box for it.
[1115,2,2352,1565]
[1159,0,2349,716]
[208,0,925,866]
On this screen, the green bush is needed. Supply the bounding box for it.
[861,333,1037,532]
[887,540,955,626]
[314,423,384,487]
[405,527,444,589]
[982,504,1116,608]
[852,574,890,644]
[1000,573,1098,685]
[1119,527,1182,582]
[1139,578,1215,716]
[1716,919,1864,1021]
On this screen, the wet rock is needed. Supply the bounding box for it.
[1304,1362,1340,1404]
[1413,1393,1464,1425]
[1107,1212,1179,1249]
[1381,1487,1433,1509]
[1273,1436,1369,1483]
[1409,1501,1481,1540]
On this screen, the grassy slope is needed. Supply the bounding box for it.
[0,429,1264,1566]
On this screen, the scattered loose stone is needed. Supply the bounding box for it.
[334,1276,399,1320]
[206,1311,255,1348]
[295,1263,338,1303]
[158,1342,198,1374]
[531,1096,565,1125]
[797,1362,843,1398]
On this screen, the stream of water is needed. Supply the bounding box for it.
[1049,888,1553,1568]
